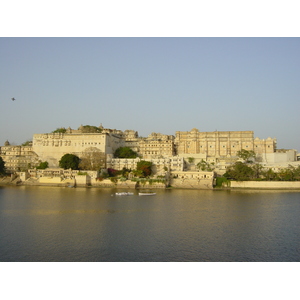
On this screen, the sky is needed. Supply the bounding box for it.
[1,37,299,151]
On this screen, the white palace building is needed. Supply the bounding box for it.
[1,125,299,175]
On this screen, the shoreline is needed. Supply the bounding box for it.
[1,181,300,191]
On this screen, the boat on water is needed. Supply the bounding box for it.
[138,192,156,196]
[115,192,134,196]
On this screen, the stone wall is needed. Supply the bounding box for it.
[137,182,166,189]
[75,175,91,186]
[93,179,137,189]
[170,170,214,189]
[230,181,300,189]
[39,177,62,184]
[264,150,297,164]
[171,178,213,189]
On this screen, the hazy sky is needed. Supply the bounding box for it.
[1,37,299,151]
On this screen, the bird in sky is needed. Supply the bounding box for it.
[11,97,15,101]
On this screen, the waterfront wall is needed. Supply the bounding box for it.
[93,179,137,189]
[37,177,76,186]
[92,179,166,189]
[230,181,300,189]
[75,175,91,186]
[170,170,214,189]
[137,182,166,189]
[171,178,213,189]
[39,177,62,184]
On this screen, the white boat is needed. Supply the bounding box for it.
[115,192,134,196]
[138,192,156,196]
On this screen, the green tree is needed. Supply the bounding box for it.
[237,149,256,162]
[80,125,102,133]
[197,159,215,171]
[114,147,138,158]
[36,161,49,169]
[276,165,299,181]
[136,160,152,177]
[223,161,255,181]
[262,168,278,181]
[59,154,80,170]
[52,127,67,133]
[0,156,6,175]
[187,157,195,164]
[293,165,300,181]
[121,167,131,179]
[21,140,32,146]
[251,163,264,179]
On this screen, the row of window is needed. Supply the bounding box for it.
[186,144,271,149]
[5,160,30,163]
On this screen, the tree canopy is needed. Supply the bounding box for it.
[223,162,300,181]
[223,161,256,181]
[187,157,195,164]
[114,147,138,158]
[237,149,256,162]
[59,154,80,170]
[80,125,102,133]
[136,160,152,177]
[36,161,49,169]
[197,159,215,171]
[21,140,32,146]
[52,127,67,133]
[0,157,6,175]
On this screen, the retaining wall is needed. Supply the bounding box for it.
[171,178,213,189]
[230,181,300,189]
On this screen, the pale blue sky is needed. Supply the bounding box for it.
[1,37,300,151]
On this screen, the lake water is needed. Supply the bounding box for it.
[0,185,300,262]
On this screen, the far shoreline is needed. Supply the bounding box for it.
[1,180,300,191]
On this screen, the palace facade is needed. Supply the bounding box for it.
[0,141,39,172]
[1,124,296,174]
[175,128,276,160]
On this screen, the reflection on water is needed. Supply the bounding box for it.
[0,186,300,261]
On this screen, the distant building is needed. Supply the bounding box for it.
[0,140,39,173]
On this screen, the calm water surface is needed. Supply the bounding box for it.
[0,186,299,261]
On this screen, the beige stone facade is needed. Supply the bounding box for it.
[1,125,296,177]
[175,129,276,159]
[138,133,175,159]
[32,131,124,167]
[25,168,98,186]
[123,130,140,153]
[0,141,39,172]
[107,156,184,175]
